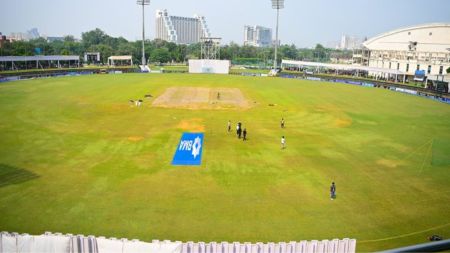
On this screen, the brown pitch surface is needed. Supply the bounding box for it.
[152,87,250,109]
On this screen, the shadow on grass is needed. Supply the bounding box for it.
[0,164,39,188]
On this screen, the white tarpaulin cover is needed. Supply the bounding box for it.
[96,238,124,253]
[71,235,98,253]
[0,233,71,253]
[145,241,182,253]
[24,235,70,253]
[0,232,354,253]
[122,240,155,253]
[97,238,182,253]
[189,60,230,74]
[0,233,18,253]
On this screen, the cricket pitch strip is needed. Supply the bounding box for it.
[152,87,251,109]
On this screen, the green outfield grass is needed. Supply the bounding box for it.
[0,74,449,251]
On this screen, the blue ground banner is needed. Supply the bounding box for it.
[171,132,204,166]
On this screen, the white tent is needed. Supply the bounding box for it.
[108,56,133,66]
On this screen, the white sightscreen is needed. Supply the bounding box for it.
[189,60,230,74]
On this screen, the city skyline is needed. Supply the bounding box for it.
[1,0,450,47]
[244,25,273,47]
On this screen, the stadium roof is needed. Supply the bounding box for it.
[363,23,450,47]
[0,55,80,62]
[281,60,406,75]
[362,23,450,52]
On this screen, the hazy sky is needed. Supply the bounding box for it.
[1,0,449,47]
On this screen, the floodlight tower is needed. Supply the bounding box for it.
[271,0,284,69]
[137,0,150,66]
[201,37,221,60]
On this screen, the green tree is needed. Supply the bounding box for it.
[1,28,347,65]
[88,44,113,64]
[150,48,171,64]
[82,28,109,49]
[447,67,450,74]
[313,44,327,61]
[60,49,70,55]
[117,43,134,56]
[172,44,187,62]
[256,47,272,67]
[29,38,53,55]
[186,43,201,60]
[225,42,240,61]
[63,35,76,42]
[280,44,297,60]
[297,48,313,61]
[10,41,34,56]
[63,40,83,55]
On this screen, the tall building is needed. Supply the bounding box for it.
[155,9,211,44]
[27,28,40,40]
[353,23,450,81]
[7,28,41,41]
[8,32,28,41]
[244,25,272,47]
[339,35,363,50]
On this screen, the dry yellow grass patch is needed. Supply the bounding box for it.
[127,136,144,142]
[376,159,404,168]
[176,118,205,132]
[334,118,353,128]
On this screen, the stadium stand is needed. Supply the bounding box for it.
[0,231,356,253]
[0,55,80,71]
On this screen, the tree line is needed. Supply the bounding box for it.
[0,28,351,65]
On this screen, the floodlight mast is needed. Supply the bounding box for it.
[200,37,221,60]
[271,0,284,69]
[137,0,150,66]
